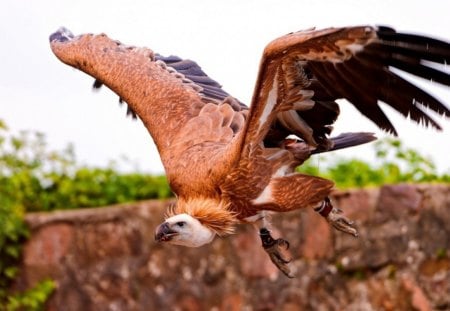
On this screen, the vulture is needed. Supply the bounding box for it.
[49,26,450,277]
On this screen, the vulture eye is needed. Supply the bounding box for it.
[176,221,186,227]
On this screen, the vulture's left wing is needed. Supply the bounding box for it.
[49,28,248,195]
[237,26,450,153]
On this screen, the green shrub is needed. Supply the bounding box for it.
[0,121,55,310]
[5,279,55,311]
[299,137,449,188]
[0,121,172,212]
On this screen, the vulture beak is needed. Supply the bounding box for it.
[155,222,179,242]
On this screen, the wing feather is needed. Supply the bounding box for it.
[376,26,450,63]
[49,29,250,196]
[155,54,247,109]
[235,25,449,158]
[360,44,450,86]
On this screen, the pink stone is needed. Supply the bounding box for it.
[23,223,74,266]
[232,229,280,278]
[299,208,332,260]
[402,275,432,311]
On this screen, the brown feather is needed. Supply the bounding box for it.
[268,174,334,211]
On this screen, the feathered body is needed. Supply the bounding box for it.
[50,26,450,275]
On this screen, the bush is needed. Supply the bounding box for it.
[299,137,450,187]
[5,279,55,311]
[0,120,55,310]
[0,121,172,213]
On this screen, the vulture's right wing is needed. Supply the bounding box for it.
[235,26,450,154]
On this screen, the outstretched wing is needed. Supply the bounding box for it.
[49,28,247,196]
[237,26,450,153]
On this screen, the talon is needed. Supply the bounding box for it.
[277,238,290,250]
[274,252,291,264]
[328,208,359,237]
[259,228,294,278]
[316,197,359,237]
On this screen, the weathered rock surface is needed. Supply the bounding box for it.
[13,184,450,310]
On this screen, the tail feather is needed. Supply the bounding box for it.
[312,132,377,154]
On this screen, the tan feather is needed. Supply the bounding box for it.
[166,198,238,236]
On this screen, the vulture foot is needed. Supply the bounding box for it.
[259,228,294,278]
[315,197,359,237]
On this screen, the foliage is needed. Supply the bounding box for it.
[0,121,55,310]
[5,279,55,311]
[0,122,172,213]
[299,137,450,188]
[0,191,30,306]
[25,167,171,212]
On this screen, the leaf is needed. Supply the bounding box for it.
[4,266,19,279]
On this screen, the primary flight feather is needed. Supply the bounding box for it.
[49,26,450,277]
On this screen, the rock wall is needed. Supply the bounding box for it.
[13,184,450,310]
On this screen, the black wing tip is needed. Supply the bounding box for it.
[49,27,74,43]
[366,27,450,129]
[118,98,138,119]
[92,79,103,89]
[126,106,138,119]
[383,127,398,137]
[375,25,395,33]
[375,25,450,55]
[91,79,137,120]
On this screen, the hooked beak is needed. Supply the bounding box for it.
[155,222,179,242]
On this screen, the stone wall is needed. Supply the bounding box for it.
[13,184,450,310]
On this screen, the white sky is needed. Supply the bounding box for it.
[1,0,449,174]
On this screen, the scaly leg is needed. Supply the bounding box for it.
[254,213,294,278]
[259,228,294,278]
[315,197,358,237]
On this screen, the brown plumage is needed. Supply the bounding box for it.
[49,26,450,277]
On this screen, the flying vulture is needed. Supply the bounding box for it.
[49,26,450,277]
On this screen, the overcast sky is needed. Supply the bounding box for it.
[1,0,449,174]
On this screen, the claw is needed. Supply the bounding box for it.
[316,197,359,237]
[327,208,359,237]
[259,228,294,278]
[278,239,290,250]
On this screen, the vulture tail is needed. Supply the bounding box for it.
[312,132,377,154]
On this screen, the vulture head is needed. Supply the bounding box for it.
[154,213,216,247]
[155,198,238,248]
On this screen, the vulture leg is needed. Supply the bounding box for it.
[315,197,359,237]
[259,228,294,278]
